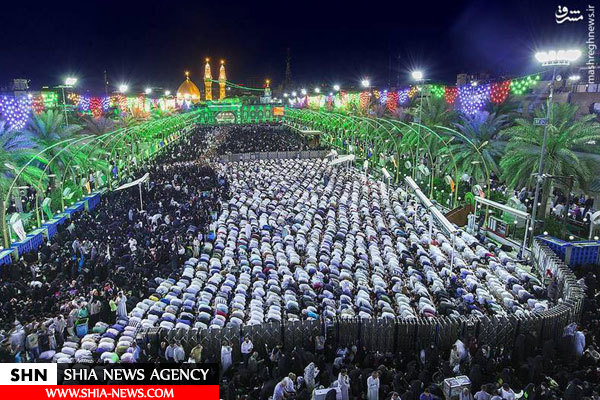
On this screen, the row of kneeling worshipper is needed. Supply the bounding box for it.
[139,158,551,330]
[38,157,552,363]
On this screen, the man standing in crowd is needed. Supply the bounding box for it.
[367,371,380,400]
[241,336,253,365]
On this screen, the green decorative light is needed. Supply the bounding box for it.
[510,74,540,96]
[41,91,59,108]
[429,84,445,98]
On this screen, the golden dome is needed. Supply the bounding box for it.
[177,72,201,103]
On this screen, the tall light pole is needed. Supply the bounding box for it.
[361,78,371,159]
[411,70,425,179]
[527,49,581,247]
[58,77,77,127]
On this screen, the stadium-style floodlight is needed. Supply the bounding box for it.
[165,90,171,96]
[283,93,288,98]
[534,49,582,66]
[361,79,370,88]
[333,84,340,91]
[118,84,129,93]
[59,77,78,127]
[65,77,78,86]
[411,70,423,81]
[291,91,297,97]
[314,87,320,93]
[301,88,307,95]
[145,88,152,94]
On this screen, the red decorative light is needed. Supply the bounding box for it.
[111,94,127,112]
[90,97,103,118]
[444,87,458,104]
[490,80,511,104]
[386,91,398,112]
[32,95,45,114]
[359,91,370,111]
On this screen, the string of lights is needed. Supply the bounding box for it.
[0,96,33,130]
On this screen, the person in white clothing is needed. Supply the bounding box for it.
[338,369,350,400]
[498,383,515,400]
[116,292,127,319]
[304,362,318,392]
[221,341,233,374]
[241,336,253,364]
[367,371,380,400]
[283,374,296,395]
[574,328,586,359]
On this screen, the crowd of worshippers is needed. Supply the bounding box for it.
[213,295,598,400]
[217,124,313,154]
[549,191,596,223]
[1,154,555,364]
[0,125,597,398]
[0,126,229,359]
[207,158,552,322]
[0,125,318,363]
[511,186,596,224]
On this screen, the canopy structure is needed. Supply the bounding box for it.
[473,195,531,255]
[299,129,322,135]
[330,154,355,166]
[115,173,149,191]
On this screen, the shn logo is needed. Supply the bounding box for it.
[11,368,47,382]
[0,363,58,385]
[556,5,584,24]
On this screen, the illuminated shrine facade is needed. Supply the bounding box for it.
[194,102,285,124]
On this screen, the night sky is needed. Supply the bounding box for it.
[0,0,593,94]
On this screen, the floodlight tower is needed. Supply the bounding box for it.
[527,49,582,246]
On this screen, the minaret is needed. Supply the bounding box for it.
[219,60,227,100]
[204,58,213,101]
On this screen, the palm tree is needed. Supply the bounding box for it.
[118,114,139,128]
[446,111,509,183]
[0,122,45,247]
[500,102,600,217]
[487,97,519,120]
[418,95,458,127]
[24,110,82,146]
[81,115,116,136]
[409,96,459,184]
[23,110,82,176]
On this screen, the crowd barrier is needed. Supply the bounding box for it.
[0,250,12,266]
[217,150,330,163]
[536,235,600,267]
[136,239,584,362]
[7,193,101,260]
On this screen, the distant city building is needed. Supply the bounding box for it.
[11,78,29,91]
[456,72,491,86]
